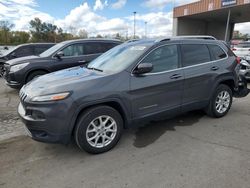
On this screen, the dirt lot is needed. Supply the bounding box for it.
[0,78,250,188]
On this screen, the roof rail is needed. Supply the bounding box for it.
[155,35,216,43]
[176,35,217,40]
[125,39,140,43]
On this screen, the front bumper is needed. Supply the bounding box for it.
[240,69,250,80]
[18,97,76,144]
[3,71,22,89]
[2,64,24,89]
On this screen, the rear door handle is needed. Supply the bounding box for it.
[170,74,182,79]
[211,66,219,71]
[78,60,86,63]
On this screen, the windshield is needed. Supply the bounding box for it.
[237,42,250,48]
[39,43,65,57]
[87,44,149,73]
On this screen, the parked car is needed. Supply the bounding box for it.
[18,37,248,154]
[232,41,250,58]
[2,39,121,88]
[240,57,250,80]
[0,43,54,76]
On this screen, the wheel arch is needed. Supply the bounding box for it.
[70,99,131,138]
[25,68,50,83]
[210,75,236,98]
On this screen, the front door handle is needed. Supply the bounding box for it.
[78,60,86,63]
[211,66,219,71]
[170,74,182,79]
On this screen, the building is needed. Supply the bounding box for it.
[173,0,250,41]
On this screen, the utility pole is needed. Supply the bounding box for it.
[145,21,147,39]
[224,9,231,42]
[133,11,137,39]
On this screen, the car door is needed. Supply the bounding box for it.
[180,43,216,111]
[51,43,91,71]
[130,44,184,119]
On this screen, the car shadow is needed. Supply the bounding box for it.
[132,110,205,148]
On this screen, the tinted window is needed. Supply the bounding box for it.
[85,43,103,54]
[62,43,84,57]
[102,43,118,52]
[34,46,49,55]
[181,44,210,67]
[208,45,227,60]
[141,44,178,73]
[15,46,33,57]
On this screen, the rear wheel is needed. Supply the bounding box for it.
[74,106,123,154]
[206,84,232,118]
[26,70,47,83]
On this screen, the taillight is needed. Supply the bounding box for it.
[236,57,241,64]
[232,48,237,51]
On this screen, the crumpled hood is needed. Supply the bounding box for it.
[6,56,40,66]
[23,66,106,98]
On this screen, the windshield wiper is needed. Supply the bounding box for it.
[87,67,103,72]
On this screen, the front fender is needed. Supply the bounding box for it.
[68,97,132,135]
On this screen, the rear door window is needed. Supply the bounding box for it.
[34,46,49,55]
[208,45,227,60]
[14,46,33,57]
[181,44,211,67]
[102,43,119,52]
[84,42,103,55]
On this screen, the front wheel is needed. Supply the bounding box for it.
[74,106,123,154]
[26,70,47,83]
[206,84,233,118]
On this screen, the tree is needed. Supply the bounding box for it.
[78,29,88,38]
[29,18,59,42]
[10,31,30,44]
[0,21,14,44]
[96,34,103,38]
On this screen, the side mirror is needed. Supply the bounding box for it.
[55,51,64,58]
[133,63,153,75]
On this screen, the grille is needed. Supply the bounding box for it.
[19,88,28,102]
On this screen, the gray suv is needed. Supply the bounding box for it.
[18,37,248,154]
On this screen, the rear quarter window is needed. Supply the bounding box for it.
[181,44,211,67]
[208,44,227,60]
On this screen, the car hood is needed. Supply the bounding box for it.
[5,56,41,66]
[23,66,106,98]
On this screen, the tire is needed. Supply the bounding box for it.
[205,84,233,118]
[26,70,47,83]
[74,106,123,154]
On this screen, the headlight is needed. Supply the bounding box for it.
[10,62,29,72]
[31,92,70,102]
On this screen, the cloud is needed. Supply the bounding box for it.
[126,12,173,37]
[1,0,249,38]
[142,0,199,10]
[0,0,53,31]
[111,0,127,9]
[93,0,108,11]
[235,23,250,35]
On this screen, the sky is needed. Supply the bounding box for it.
[0,0,249,38]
